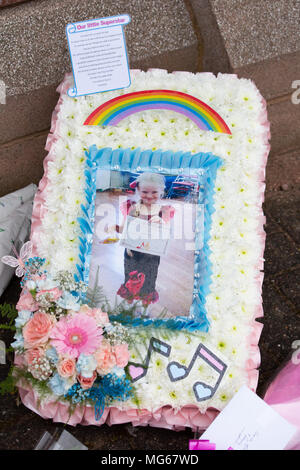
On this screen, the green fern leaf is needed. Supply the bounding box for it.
[85,266,108,308]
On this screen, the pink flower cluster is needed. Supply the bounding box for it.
[17,287,130,392]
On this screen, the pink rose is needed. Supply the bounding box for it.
[23,312,54,348]
[113,343,130,368]
[57,357,76,378]
[16,292,39,312]
[94,340,116,375]
[36,287,63,301]
[77,370,97,389]
[24,347,45,366]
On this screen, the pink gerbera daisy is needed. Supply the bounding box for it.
[50,313,102,358]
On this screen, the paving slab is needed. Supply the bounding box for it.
[267,99,300,155]
[0,0,199,151]
[275,268,300,311]
[0,0,28,6]
[263,230,300,277]
[0,85,57,145]
[235,51,300,101]
[189,0,231,74]
[209,0,300,69]
[0,132,48,197]
[258,280,300,396]
[0,0,197,97]
[263,213,284,236]
[266,148,300,192]
[264,189,300,245]
[189,0,300,160]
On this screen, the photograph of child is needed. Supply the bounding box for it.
[89,170,203,318]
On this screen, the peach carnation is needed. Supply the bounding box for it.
[23,312,54,348]
[80,305,109,326]
[17,292,39,312]
[113,343,130,368]
[94,340,116,375]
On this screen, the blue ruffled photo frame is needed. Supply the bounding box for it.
[75,145,223,332]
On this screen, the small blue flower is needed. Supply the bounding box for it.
[25,280,36,291]
[104,323,114,333]
[76,354,97,378]
[36,277,59,291]
[49,373,73,396]
[11,332,24,350]
[57,291,80,311]
[15,310,33,328]
[46,346,59,364]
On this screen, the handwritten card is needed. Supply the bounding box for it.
[66,14,131,97]
[201,386,297,450]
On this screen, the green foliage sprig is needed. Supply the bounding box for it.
[0,304,19,396]
[0,303,18,331]
[0,366,16,396]
[85,266,108,309]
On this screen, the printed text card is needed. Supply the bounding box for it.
[66,15,131,97]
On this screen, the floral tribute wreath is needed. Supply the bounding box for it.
[2,69,270,430]
[3,242,133,421]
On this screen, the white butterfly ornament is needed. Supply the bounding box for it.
[1,241,33,277]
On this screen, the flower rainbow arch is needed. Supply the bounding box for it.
[84,89,232,134]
